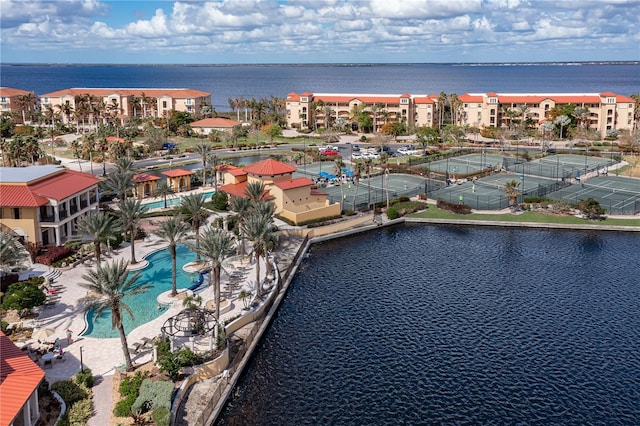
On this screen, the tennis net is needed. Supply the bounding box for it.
[580,183,640,199]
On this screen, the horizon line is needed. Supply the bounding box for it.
[2,60,639,67]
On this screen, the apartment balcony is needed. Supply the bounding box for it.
[80,200,88,209]
[58,210,68,220]
[40,215,56,223]
[69,205,79,215]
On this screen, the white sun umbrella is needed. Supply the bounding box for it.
[31,327,57,342]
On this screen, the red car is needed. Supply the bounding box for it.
[320,149,339,156]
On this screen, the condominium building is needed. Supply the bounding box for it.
[0,87,36,120]
[286,92,437,132]
[458,92,635,137]
[38,88,212,125]
[286,91,635,137]
[0,166,100,246]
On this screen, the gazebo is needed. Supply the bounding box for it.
[131,173,160,199]
[161,169,194,192]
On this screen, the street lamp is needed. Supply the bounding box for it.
[79,346,84,372]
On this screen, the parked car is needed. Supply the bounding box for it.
[352,144,360,152]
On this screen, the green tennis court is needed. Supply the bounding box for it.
[546,176,640,215]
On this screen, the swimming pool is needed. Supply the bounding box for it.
[82,244,198,338]
[142,190,216,210]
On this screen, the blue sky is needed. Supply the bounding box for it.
[1,0,639,64]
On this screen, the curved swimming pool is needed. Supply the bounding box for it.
[141,189,215,210]
[82,244,197,338]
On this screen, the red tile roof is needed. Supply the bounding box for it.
[40,88,210,99]
[30,169,100,202]
[0,185,49,207]
[162,169,194,178]
[216,164,247,177]
[243,159,296,176]
[218,182,249,198]
[0,169,99,206]
[106,136,125,143]
[273,177,315,190]
[191,118,241,128]
[0,87,33,97]
[0,331,45,426]
[132,173,160,183]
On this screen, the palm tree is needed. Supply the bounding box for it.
[230,196,251,256]
[206,151,220,191]
[130,96,141,118]
[241,211,272,297]
[116,198,147,264]
[196,226,236,320]
[155,181,175,209]
[194,142,213,187]
[105,169,134,201]
[333,158,346,212]
[244,181,269,203]
[156,216,190,296]
[75,211,116,267]
[0,231,30,276]
[554,115,571,141]
[80,259,151,371]
[82,133,96,175]
[180,193,209,261]
[379,152,390,209]
[503,179,521,208]
[352,160,364,210]
[70,139,83,172]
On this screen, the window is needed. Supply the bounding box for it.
[400,98,409,105]
[478,104,482,108]
[489,98,498,104]
[490,109,496,115]
[0,97,5,103]
[186,98,192,105]
[14,208,20,219]
[301,97,309,102]
[43,97,49,104]
[187,106,192,113]
[464,104,468,108]
[162,101,167,108]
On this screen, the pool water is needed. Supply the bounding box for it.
[142,190,215,210]
[83,244,197,338]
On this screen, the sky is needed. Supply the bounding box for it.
[1,0,639,64]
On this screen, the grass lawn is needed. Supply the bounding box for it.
[409,207,640,227]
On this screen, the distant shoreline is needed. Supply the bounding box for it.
[2,61,639,67]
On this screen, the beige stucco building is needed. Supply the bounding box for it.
[217,159,341,225]
[0,87,36,121]
[458,92,636,137]
[286,91,635,138]
[286,92,437,132]
[38,88,212,125]
[0,165,100,246]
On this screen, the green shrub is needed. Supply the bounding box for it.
[51,380,89,406]
[75,368,95,388]
[436,199,472,215]
[67,398,93,425]
[152,406,171,426]
[157,348,202,382]
[210,191,228,210]
[386,208,400,220]
[114,394,137,417]
[131,379,174,414]
[1,280,47,312]
[114,370,149,417]
[57,412,70,426]
[1,321,9,334]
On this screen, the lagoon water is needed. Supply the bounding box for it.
[2,63,639,111]
[216,224,640,425]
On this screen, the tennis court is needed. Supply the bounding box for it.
[321,174,441,210]
[546,176,640,215]
[507,154,617,179]
[428,174,560,210]
[414,154,505,176]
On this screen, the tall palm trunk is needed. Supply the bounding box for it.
[115,312,134,371]
[213,265,221,320]
[129,224,137,264]
[170,245,177,296]
[254,247,261,297]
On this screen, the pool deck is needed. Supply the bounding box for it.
[7,212,267,425]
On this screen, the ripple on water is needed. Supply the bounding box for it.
[216,225,640,425]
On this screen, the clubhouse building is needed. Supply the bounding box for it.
[0,166,100,246]
[217,158,341,225]
[286,91,635,137]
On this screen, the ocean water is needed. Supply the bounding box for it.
[1,63,638,111]
[216,225,640,425]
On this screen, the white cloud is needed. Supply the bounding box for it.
[0,0,638,63]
